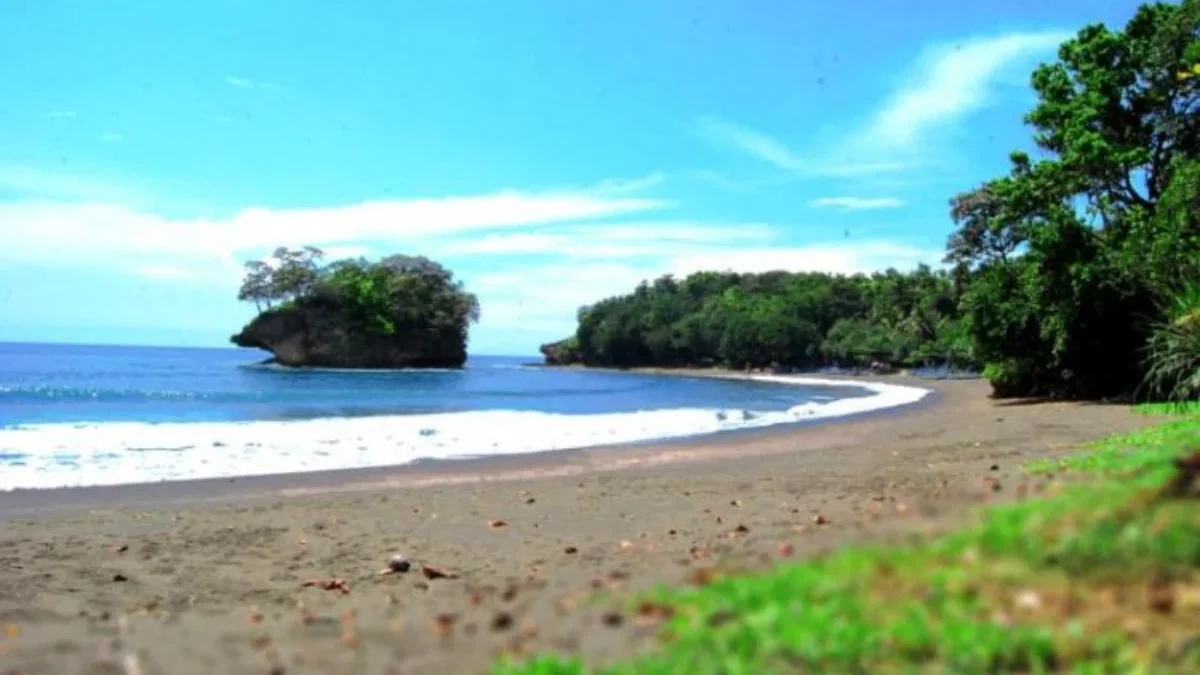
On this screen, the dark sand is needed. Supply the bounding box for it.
[0,375,1156,675]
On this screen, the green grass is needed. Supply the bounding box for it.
[490,407,1200,675]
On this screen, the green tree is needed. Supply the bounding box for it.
[948,0,1200,398]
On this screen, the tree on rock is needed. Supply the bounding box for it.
[232,247,480,369]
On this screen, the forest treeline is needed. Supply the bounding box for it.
[541,267,973,373]
[543,0,1200,401]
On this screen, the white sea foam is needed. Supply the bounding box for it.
[0,376,930,490]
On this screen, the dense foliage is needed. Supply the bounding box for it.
[944,0,1200,399]
[234,247,479,366]
[541,266,974,371]
[544,1,1200,400]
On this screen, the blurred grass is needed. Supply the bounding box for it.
[491,405,1200,675]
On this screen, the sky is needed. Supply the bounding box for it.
[0,0,1150,355]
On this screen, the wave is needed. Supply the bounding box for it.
[0,376,930,491]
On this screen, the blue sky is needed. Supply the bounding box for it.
[0,0,1147,355]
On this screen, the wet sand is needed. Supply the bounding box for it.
[0,375,1156,675]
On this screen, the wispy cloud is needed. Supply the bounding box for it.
[131,264,192,280]
[439,222,776,258]
[0,169,940,344]
[224,75,286,92]
[0,179,671,279]
[590,172,667,195]
[45,110,76,119]
[693,116,803,171]
[858,31,1070,151]
[692,116,925,180]
[693,30,1069,182]
[100,132,124,143]
[0,166,148,204]
[809,196,905,211]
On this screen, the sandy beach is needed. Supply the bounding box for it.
[0,375,1157,675]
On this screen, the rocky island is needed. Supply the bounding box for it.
[231,247,480,368]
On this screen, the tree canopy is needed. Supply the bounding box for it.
[541,267,975,372]
[947,0,1200,398]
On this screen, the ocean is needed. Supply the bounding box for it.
[0,342,929,490]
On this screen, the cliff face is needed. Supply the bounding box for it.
[538,337,582,366]
[231,299,467,369]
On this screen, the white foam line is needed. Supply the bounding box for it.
[0,375,930,491]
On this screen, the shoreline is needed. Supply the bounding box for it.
[0,377,1158,674]
[0,374,940,519]
[0,371,933,495]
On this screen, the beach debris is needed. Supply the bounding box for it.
[688,568,720,586]
[525,497,537,504]
[734,524,750,534]
[813,513,829,525]
[421,564,458,580]
[302,577,350,594]
[564,545,578,554]
[111,544,129,554]
[4,622,21,639]
[1148,577,1177,614]
[519,618,540,640]
[618,540,635,552]
[112,573,128,583]
[1014,589,1042,613]
[668,529,677,535]
[730,499,742,507]
[491,611,514,632]
[981,477,1002,492]
[247,610,264,624]
[777,542,795,558]
[488,519,509,529]
[429,613,459,638]
[689,545,709,560]
[381,554,411,574]
[634,601,674,627]
[990,463,1000,471]
[601,610,625,627]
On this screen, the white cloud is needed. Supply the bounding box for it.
[809,196,905,211]
[693,116,803,171]
[0,182,670,279]
[132,264,192,280]
[440,222,775,258]
[0,166,148,204]
[101,132,124,143]
[0,168,940,347]
[857,31,1070,151]
[693,30,1068,179]
[224,75,286,92]
[45,110,76,119]
[590,172,667,195]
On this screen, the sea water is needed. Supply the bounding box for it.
[0,342,930,490]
